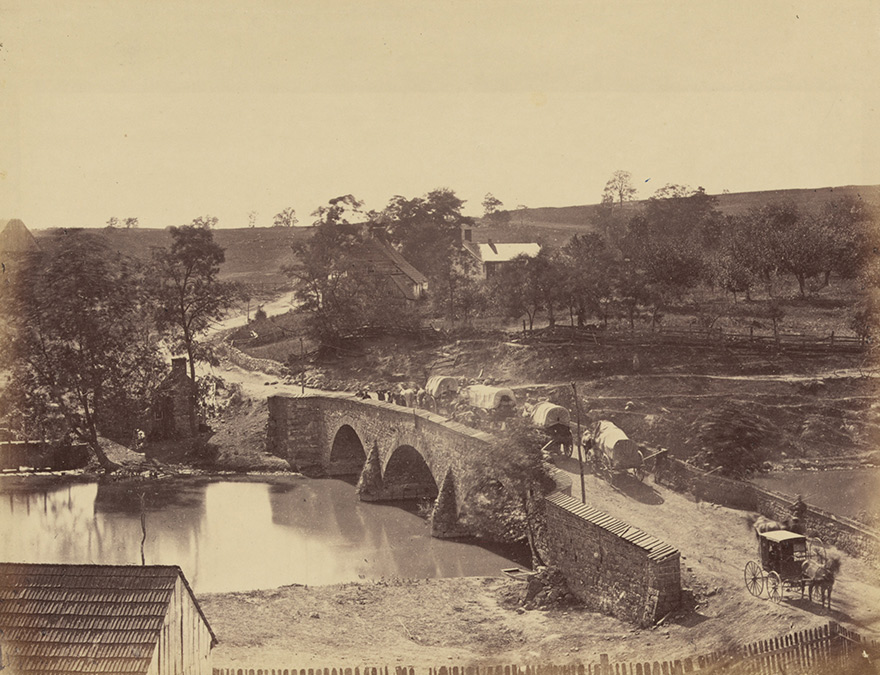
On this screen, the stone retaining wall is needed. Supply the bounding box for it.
[217,341,290,379]
[656,457,880,563]
[543,488,681,626]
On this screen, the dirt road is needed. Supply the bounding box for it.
[555,458,880,635]
[200,341,880,667]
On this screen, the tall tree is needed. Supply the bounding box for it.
[380,188,475,326]
[602,170,637,211]
[488,250,559,330]
[380,188,474,281]
[560,233,615,326]
[1,232,164,470]
[153,224,241,382]
[273,207,299,228]
[285,196,420,344]
[482,193,510,225]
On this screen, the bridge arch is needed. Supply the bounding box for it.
[329,424,367,476]
[382,444,438,501]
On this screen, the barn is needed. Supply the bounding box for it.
[0,563,216,674]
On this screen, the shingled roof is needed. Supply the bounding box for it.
[0,563,216,674]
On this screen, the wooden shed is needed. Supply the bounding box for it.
[0,563,216,675]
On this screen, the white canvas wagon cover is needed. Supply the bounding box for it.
[466,385,517,410]
[426,375,459,398]
[585,420,642,471]
[531,401,570,428]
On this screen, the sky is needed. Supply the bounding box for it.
[0,0,878,229]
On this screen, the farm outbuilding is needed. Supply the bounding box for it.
[0,563,216,675]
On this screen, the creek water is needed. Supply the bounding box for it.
[751,467,880,527]
[0,476,523,593]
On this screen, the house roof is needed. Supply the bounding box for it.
[0,219,40,256]
[464,241,540,263]
[0,563,216,674]
[341,236,429,300]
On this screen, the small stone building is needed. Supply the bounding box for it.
[149,357,199,440]
[0,563,216,674]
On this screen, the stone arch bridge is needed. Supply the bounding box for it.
[265,391,682,624]
[266,393,496,537]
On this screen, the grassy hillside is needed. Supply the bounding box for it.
[489,184,880,246]
[31,226,311,290]
[23,183,880,286]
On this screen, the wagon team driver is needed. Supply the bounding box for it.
[790,494,807,534]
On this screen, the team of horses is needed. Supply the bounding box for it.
[745,514,841,611]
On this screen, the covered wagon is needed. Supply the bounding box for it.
[530,402,570,428]
[465,385,517,410]
[582,420,645,479]
[531,402,573,457]
[426,375,459,399]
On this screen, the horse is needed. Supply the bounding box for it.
[746,513,788,538]
[801,556,841,610]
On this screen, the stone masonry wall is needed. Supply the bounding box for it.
[656,457,880,563]
[544,491,681,627]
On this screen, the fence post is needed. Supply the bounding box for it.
[830,331,835,346]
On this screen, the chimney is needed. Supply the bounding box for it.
[172,357,187,376]
[487,239,497,254]
[463,227,472,242]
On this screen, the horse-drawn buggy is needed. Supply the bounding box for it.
[744,527,838,609]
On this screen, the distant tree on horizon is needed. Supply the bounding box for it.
[190,215,219,230]
[273,207,298,228]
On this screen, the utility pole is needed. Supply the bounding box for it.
[300,337,305,394]
[570,382,586,503]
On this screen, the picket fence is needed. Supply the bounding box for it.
[212,622,878,675]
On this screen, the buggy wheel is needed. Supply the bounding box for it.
[809,537,827,563]
[766,572,783,602]
[564,444,574,458]
[635,465,647,482]
[744,561,764,597]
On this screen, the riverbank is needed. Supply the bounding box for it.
[198,575,835,671]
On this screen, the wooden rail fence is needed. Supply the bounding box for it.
[517,326,865,355]
[212,622,879,675]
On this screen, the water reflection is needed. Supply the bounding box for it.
[0,477,520,592]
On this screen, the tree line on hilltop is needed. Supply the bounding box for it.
[286,173,879,347]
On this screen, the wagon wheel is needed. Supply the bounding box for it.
[808,537,827,563]
[766,572,783,602]
[744,561,764,597]
[634,465,648,482]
